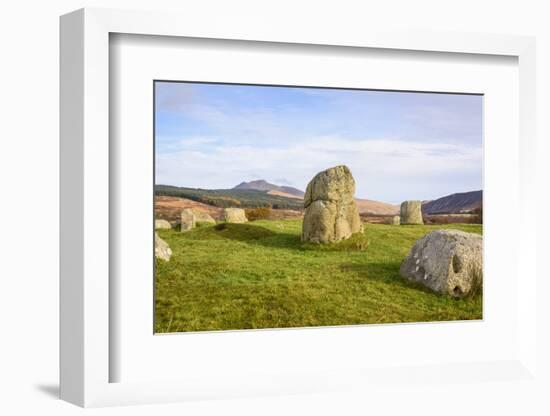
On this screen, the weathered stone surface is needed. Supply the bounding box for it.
[155,219,172,229]
[391,215,400,225]
[400,200,424,225]
[303,165,356,207]
[302,165,363,243]
[155,232,172,261]
[181,208,196,231]
[223,208,248,223]
[400,230,482,298]
[192,210,216,224]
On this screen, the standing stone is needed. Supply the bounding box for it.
[400,200,424,225]
[192,210,216,224]
[155,232,172,261]
[180,208,196,231]
[400,230,482,298]
[301,165,363,243]
[155,219,171,229]
[391,215,400,225]
[223,208,248,223]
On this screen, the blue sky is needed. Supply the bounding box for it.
[155,81,482,202]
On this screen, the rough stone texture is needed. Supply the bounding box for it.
[155,219,172,229]
[181,208,196,231]
[223,208,248,223]
[301,165,363,243]
[400,230,482,298]
[192,210,216,224]
[400,200,424,225]
[391,215,400,225]
[155,232,172,261]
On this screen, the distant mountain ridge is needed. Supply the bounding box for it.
[157,181,481,217]
[422,190,482,214]
[155,184,304,210]
[233,180,305,197]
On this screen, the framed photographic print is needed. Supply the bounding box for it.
[60,8,539,409]
[152,80,484,334]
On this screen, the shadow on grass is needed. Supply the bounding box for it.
[340,262,399,282]
[340,262,438,295]
[204,224,371,251]
[341,262,483,302]
[176,223,376,253]
[181,222,302,249]
[179,222,274,241]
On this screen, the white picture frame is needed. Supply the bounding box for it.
[60,7,538,408]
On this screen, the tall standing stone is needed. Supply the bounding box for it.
[223,208,248,223]
[181,208,196,231]
[400,200,424,225]
[301,165,363,244]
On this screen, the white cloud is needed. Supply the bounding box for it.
[156,136,482,202]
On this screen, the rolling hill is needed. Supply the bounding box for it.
[232,180,399,214]
[355,198,399,216]
[155,184,304,210]
[156,180,402,216]
[422,190,482,214]
[267,189,303,199]
[233,180,305,197]
[157,181,482,217]
[155,195,224,222]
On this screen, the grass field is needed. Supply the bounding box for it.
[155,221,482,333]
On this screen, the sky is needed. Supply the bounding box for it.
[155,81,482,203]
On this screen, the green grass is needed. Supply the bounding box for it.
[155,221,482,333]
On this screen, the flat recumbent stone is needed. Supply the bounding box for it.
[400,229,482,298]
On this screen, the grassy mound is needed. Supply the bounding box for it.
[155,221,482,333]
[190,222,276,241]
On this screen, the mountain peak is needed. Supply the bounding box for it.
[233,179,276,191]
[233,180,304,197]
[247,179,270,186]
